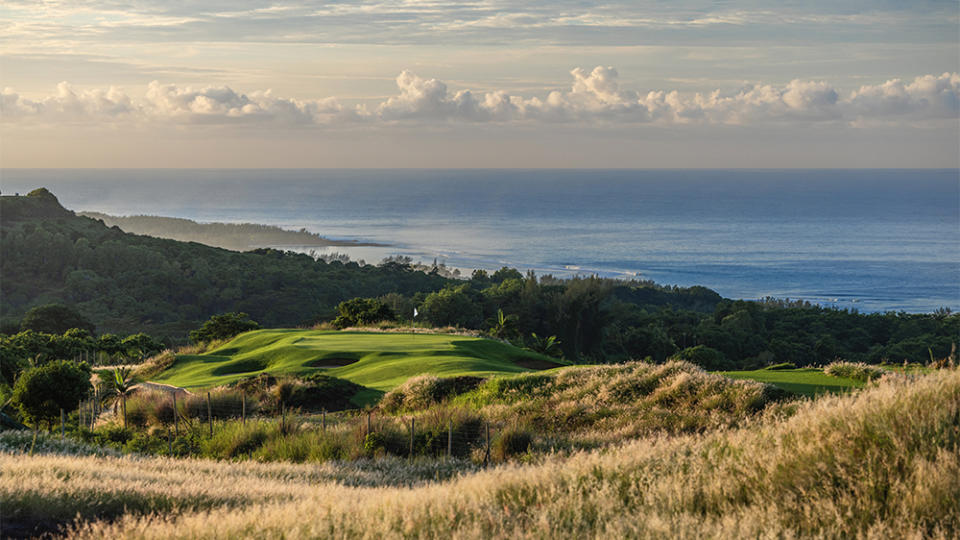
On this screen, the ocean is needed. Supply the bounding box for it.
[2,168,957,313]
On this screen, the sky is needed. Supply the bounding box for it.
[1,0,958,168]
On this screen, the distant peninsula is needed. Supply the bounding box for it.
[79,212,387,252]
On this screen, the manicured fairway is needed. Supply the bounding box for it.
[720,368,862,397]
[151,329,564,392]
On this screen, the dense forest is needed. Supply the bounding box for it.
[78,212,383,252]
[2,189,957,368]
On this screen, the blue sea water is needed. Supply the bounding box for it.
[2,169,958,313]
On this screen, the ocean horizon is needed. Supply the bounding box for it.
[2,168,957,313]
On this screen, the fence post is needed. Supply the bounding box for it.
[321,409,326,433]
[241,391,246,426]
[367,411,372,436]
[172,392,179,437]
[447,420,452,459]
[78,400,83,431]
[207,391,213,437]
[60,409,65,439]
[484,421,490,467]
[409,417,415,458]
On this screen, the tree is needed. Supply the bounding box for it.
[19,304,95,335]
[121,333,164,362]
[526,333,563,358]
[421,285,482,328]
[332,298,395,329]
[189,312,260,343]
[486,309,520,341]
[11,360,91,430]
[99,367,135,429]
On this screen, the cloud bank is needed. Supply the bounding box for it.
[3,68,958,128]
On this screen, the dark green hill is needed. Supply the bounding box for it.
[0,191,451,339]
[77,212,385,252]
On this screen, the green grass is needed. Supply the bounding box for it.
[150,330,565,400]
[721,367,863,397]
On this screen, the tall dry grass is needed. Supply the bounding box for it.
[1,368,955,538]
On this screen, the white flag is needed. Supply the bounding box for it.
[413,308,418,318]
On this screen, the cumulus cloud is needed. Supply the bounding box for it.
[3,69,958,128]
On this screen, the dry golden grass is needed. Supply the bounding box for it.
[2,369,957,539]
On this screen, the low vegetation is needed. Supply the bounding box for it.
[824,360,890,382]
[1,367,954,538]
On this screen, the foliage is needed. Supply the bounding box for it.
[525,333,563,358]
[189,312,261,344]
[1,193,450,339]
[824,361,889,382]
[380,375,486,412]
[672,345,733,371]
[18,303,95,335]
[6,369,955,539]
[331,298,395,329]
[10,360,91,429]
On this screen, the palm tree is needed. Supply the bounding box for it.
[101,367,134,429]
[487,309,519,341]
[527,333,563,359]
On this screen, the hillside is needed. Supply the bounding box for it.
[150,329,566,393]
[0,191,450,338]
[4,367,956,538]
[78,212,384,252]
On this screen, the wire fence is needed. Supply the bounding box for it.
[66,389,510,463]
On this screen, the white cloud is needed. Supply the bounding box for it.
[3,69,958,128]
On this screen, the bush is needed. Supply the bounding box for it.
[671,346,733,371]
[11,360,92,429]
[332,298,395,329]
[189,312,260,344]
[491,425,533,461]
[824,361,888,382]
[381,375,485,412]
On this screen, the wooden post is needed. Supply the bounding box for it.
[321,409,326,432]
[484,421,490,466]
[60,409,65,439]
[367,411,372,436]
[409,417,415,458]
[78,400,83,431]
[241,391,246,426]
[172,392,179,437]
[207,391,213,437]
[447,420,452,459]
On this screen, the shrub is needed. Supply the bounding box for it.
[671,345,733,371]
[189,313,260,344]
[381,375,485,412]
[491,425,533,461]
[11,360,92,429]
[824,361,888,382]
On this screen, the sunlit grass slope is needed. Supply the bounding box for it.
[3,369,955,538]
[151,329,563,392]
[721,367,862,396]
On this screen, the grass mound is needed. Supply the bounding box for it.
[5,369,955,539]
[824,360,889,382]
[151,329,564,396]
[390,361,789,447]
